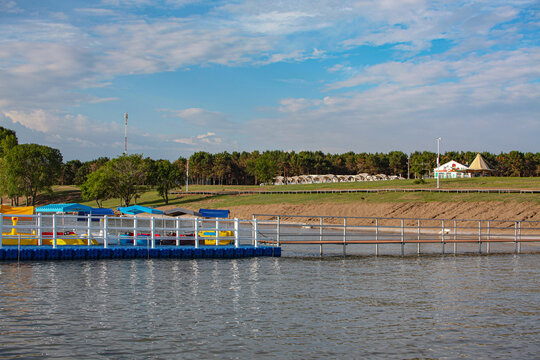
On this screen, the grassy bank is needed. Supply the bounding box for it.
[35,177,540,210]
[185,177,540,192]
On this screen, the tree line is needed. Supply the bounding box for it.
[66,149,540,190]
[0,125,538,207]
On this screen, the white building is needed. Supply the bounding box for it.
[434,160,471,179]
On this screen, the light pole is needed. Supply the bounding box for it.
[186,157,189,192]
[436,137,441,189]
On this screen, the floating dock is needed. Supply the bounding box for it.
[0,245,281,261]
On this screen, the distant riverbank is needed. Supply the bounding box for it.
[171,201,540,222]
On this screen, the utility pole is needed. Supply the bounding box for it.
[436,137,441,189]
[124,112,128,155]
[186,158,189,192]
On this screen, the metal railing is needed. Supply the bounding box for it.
[252,214,540,256]
[0,213,266,249]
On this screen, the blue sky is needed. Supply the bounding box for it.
[1,0,539,161]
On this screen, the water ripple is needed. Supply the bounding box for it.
[0,255,539,359]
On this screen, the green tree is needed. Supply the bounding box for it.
[0,126,18,156]
[151,159,184,204]
[5,144,63,205]
[189,152,214,185]
[105,154,149,206]
[80,167,114,207]
[0,158,8,204]
[410,151,436,178]
[59,160,82,185]
[213,152,233,185]
[252,152,279,184]
[388,151,408,176]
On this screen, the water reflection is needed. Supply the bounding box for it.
[0,256,538,359]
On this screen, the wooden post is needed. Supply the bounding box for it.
[417,219,421,255]
[441,219,445,255]
[514,221,518,254]
[453,220,457,255]
[343,218,347,256]
[319,217,323,256]
[487,221,490,254]
[401,218,404,257]
[518,221,522,254]
[478,220,482,254]
[375,218,379,256]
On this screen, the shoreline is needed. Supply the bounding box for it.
[220,201,540,223]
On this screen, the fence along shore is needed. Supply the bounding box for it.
[252,214,540,256]
[1,212,539,258]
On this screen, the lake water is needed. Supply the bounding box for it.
[0,253,538,359]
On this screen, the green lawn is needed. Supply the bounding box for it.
[185,177,540,192]
[44,176,540,210]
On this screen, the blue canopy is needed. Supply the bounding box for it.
[117,205,164,215]
[35,203,93,213]
[89,208,115,216]
[198,208,229,218]
[77,208,115,221]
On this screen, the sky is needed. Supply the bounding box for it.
[0,0,539,161]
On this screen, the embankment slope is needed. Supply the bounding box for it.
[226,201,540,222]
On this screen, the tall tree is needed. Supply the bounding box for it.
[151,159,184,204]
[252,152,279,184]
[105,154,149,206]
[0,126,18,157]
[5,144,63,205]
[80,167,114,207]
[0,158,8,204]
[388,151,408,176]
[59,160,82,185]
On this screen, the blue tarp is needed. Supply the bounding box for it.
[198,208,229,218]
[89,208,115,216]
[117,205,164,215]
[35,203,93,213]
[77,208,115,221]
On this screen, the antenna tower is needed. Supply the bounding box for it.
[124,112,128,155]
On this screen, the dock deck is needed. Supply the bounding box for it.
[0,245,281,261]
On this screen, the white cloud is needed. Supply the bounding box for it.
[0,0,21,13]
[244,48,540,153]
[88,97,119,104]
[3,109,51,133]
[163,107,228,127]
[0,0,538,159]
[2,110,119,137]
[173,132,223,145]
[279,98,322,113]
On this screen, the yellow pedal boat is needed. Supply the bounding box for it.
[198,230,234,245]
